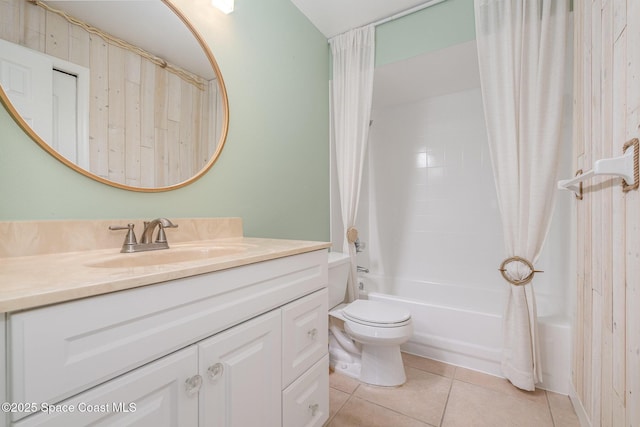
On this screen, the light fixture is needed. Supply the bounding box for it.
[212,0,234,14]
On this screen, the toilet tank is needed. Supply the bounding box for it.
[328,252,351,309]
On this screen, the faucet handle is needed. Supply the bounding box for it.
[155,226,170,244]
[155,220,178,244]
[109,223,138,252]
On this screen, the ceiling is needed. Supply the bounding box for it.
[44,1,448,79]
[45,1,214,79]
[289,0,443,39]
[44,0,474,105]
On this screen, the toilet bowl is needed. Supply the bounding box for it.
[327,252,413,387]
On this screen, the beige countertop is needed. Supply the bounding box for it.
[0,237,330,313]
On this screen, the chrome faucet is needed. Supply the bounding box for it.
[110,218,178,253]
[357,266,369,273]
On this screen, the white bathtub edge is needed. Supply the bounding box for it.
[368,291,572,395]
[402,334,502,377]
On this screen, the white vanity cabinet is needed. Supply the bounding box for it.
[198,309,282,426]
[4,250,329,427]
[13,346,200,427]
[281,290,329,427]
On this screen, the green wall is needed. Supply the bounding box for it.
[0,0,330,241]
[375,0,475,66]
[0,0,474,241]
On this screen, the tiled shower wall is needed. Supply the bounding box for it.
[366,89,503,294]
[356,84,573,319]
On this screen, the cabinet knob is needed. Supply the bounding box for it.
[185,374,203,396]
[207,362,225,381]
[307,328,318,339]
[309,403,320,416]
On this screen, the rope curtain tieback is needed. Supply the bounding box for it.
[346,227,359,244]
[622,138,639,192]
[498,256,544,286]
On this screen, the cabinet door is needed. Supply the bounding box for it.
[198,310,282,427]
[14,347,199,427]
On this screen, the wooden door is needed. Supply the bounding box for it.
[572,1,640,426]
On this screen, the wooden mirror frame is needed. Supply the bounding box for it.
[0,0,229,192]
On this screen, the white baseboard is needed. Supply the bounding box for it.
[569,381,591,427]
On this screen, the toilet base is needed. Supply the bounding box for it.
[329,327,407,387]
[360,344,406,387]
[329,354,362,380]
[329,330,362,380]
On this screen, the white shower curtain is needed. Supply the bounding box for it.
[474,0,569,390]
[329,26,375,302]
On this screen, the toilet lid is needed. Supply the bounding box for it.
[342,300,411,325]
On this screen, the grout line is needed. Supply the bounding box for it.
[331,356,576,426]
[327,371,360,426]
[438,367,457,427]
[331,369,441,426]
[349,395,439,427]
[326,390,355,426]
[545,390,557,427]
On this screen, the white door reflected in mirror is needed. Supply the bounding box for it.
[0,0,228,191]
[0,38,90,168]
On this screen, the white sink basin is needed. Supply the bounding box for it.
[87,244,250,268]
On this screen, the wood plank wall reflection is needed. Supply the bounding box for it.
[0,0,222,187]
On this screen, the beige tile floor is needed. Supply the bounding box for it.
[326,353,581,427]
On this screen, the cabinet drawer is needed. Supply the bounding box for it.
[282,355,329,427]
[9,250,327,408]
[14,346,198,427]
[282,289,328,388]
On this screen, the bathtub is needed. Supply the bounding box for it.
[361,275,571,394]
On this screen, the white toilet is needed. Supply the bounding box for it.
[327,252,413,387]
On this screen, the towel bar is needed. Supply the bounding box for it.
[557,138,639,198]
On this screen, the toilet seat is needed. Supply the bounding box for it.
[342,299,411,328]
[344,319,413,346]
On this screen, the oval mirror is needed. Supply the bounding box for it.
[0,0,228,192]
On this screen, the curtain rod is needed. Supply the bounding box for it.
[368,0,448,28]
